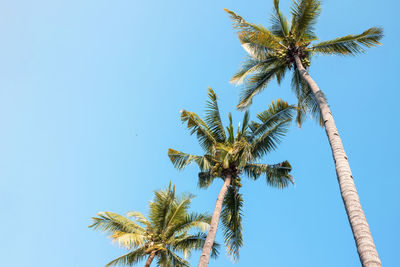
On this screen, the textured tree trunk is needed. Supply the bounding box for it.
[198,174,232,267]
[294,55,381,267]
[144,251,156,267]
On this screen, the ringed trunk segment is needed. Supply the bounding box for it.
[198,174,232,267]
[294,55,381,267]
[144,251,156,267]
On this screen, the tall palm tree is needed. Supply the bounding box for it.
[89,183,219,267]
[225,1,383,266]
[168,88,294,267]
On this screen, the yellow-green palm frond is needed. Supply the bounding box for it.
[243,161,293,188]
[163,196,194,233]
[89,212,145,234]
[205,88,226,142]
[104,248,147,267]
[224,8,282,51]
[126,211,152,228]
[166,213,211,238]
[237,63,287,110]
[221,186,243,261]
[168,148,213,171]
[149,185,178,232]
[270,0,290,39]
[180,110,217,153]
[290,0,321,41]
[110,231,146,249]
[311,27,383,55]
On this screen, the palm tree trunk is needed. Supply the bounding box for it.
[294,55,381,267]
[144,251,156,267]
[198,174,232,267]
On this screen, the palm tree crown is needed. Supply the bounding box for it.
[89,183,219,267]
[168,88,294,259]
[225,0,383,124]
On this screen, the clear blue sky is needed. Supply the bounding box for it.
[0,0,398,266]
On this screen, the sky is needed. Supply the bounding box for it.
[0,0,398,266]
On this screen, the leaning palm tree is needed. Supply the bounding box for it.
[168,88,294,267]
[225,1,383,266]
[89,183,219,267]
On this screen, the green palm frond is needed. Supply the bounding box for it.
[243,161,293,188]
[250,99,295,140]
[164,196,193,234]
[291,69,324,127]
[163,249,190,267]
[166,213,211,239]
[180,110,217,153]
[250,118,291,159]
[237,63,286,110]
[311,27,383,55]
[168,148,212,171]
[89,212,145,234]
[270,0,289,39]
[198,171,217,188]
[291,0,321,41]
[104,248,147,267]
[231,57,278,85]
[205,88,226,142]
[149,187,176,232]
[225,8,282,51]
[221,186,243,261]
[172,232,220,259]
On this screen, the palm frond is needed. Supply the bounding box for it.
[237,63,286,110]
[198,171,217,188]
[168,148,212,171]
[205,88,226,142]
[291,0,321,41]
[221,186,243,261]
[270,0,290,39]
[126,211,152,228]
[180,110,217,153]
[89,212,145,234]
[164,196,193,235]
[231,57,278,85]
[164,249,190,267]
[250,118,292,159]
[244,161,293,188]
[149,187,176,232]
[172,232,220,259]
[166,213,211,238]
[311,27,383,55]
[225,8,282,51]
[291,69,324,126]
[104,247,147,267]
[250,99,295,140]
[110,231,146,249]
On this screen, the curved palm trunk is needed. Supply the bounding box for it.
[144,251,156,267]
[198,174,232,267]
[294,56,381,267]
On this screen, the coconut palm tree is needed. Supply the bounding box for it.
[168,88,294,267]
[225,1,383,266]
[89,183,219,267]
